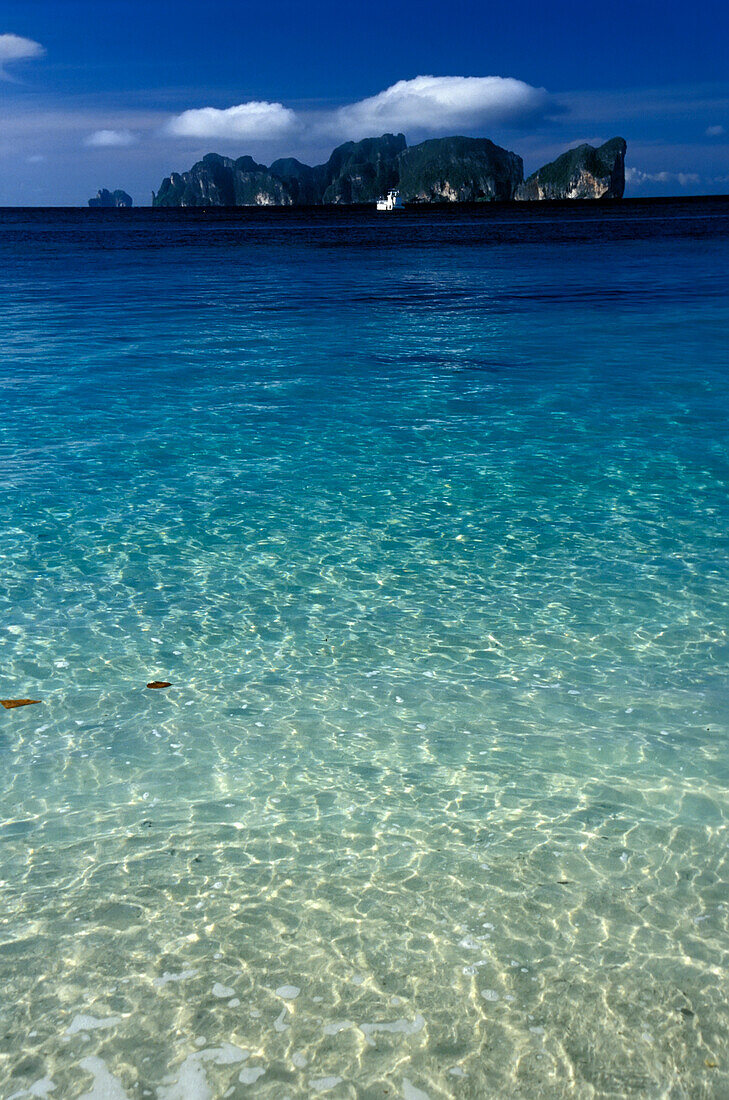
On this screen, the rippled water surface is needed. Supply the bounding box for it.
[1,202,728,1099]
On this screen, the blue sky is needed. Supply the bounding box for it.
[1,0,728,204]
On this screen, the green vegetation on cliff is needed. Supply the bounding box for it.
[88,188,133,208]
[152,134,627,207]
[397,136,523,202]
[267,158,324,205]
[154,152,292,207]
[154,134,409,208]
[321,133,406,203]
[516,138,626,200]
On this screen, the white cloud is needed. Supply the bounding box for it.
[85,129,138,147]
[675,173,700,187]
[165,76,556,147]
[705,124,725,137]
[166,101,297,140]
[626,167,700,187]
[332,75,556,140]
[0,33,45,78]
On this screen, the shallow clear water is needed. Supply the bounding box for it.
[1,202,728,1099]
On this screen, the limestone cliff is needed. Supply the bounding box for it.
[154,135,407,207]
[398,137,523,202]
[320,133,406,204]
[268,158,325,205]
[88,188,133,208]
[154,153,292,207]
[515,138,626,200]
[151,135,627,206]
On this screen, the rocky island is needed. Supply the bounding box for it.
[89,188,133,208]
[515,138,626,200]
[152,134,626,207]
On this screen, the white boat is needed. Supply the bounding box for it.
[376,189,403,211]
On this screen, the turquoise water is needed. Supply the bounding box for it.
[1,202,728,1098]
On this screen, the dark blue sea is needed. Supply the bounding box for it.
[1,200,728,1098]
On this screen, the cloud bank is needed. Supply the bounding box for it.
[626,167,700,187]
[166,101,297,140]
[164,75,558,143]
[332,75,556,139]
[0,33,45,78]
[85,129,138,147]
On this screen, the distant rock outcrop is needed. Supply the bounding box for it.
[151,135,627,206]
[268,157,324,205]
[515,138,626,200]
[320,133,406,203]
[88,188,133,208]
[152,134,521,208]
[153,152,293,207]
[153,135,407,207]
[398,137,523,202]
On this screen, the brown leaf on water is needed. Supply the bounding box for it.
[146,681,171,689]
[1,699,41,709]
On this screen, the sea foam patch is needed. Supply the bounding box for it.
[65,1014,122,1036]
[7,1079,56,1099]
[79,1057,129,1100]
[157,1046,248,1100]
[310,1077,343,1093]
[275,984,300,999]
[359,1015,426,1046]
[238,1066,266,1084]
[211,982,235,998]
[153,970,199,988]
[402,1080,431,1100]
